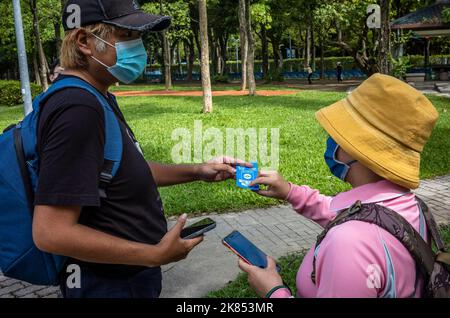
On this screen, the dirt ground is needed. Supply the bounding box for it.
[112,79,364,97]
[113,89,300,97]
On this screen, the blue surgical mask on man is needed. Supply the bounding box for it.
[90,34,148,84]
[324,137,358,181]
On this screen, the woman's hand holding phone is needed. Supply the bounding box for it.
[238,256,284,298]
[249,171,291,200]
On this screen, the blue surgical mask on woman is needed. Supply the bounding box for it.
[90,34,148,84]
[324,137,358,181]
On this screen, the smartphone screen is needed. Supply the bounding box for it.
[180,218,216,239]
[222,231,269,269]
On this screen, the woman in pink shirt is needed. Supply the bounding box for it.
[238,74,440,298]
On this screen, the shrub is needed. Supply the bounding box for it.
[269,69,285,82]
[442,7,450,24]
[212,74,229,84]
[0,80,42,107]
[391,55,412,80]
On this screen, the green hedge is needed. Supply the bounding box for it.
[148,56,356,74]
[148,54,450,74]
[0,80,42,107]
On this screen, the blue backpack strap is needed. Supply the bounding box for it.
[38,78,123,195]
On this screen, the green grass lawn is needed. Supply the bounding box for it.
[1,91,449,217]
[206,225,450,298]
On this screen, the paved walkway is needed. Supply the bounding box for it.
[1,175,450,298]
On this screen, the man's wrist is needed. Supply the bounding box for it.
[140,243,165,267]
[176,163,202,182]
[192,164,203,181]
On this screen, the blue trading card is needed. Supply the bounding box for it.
[236,162,259,191]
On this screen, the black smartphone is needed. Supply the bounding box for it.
[180,218,217,239]
[222,230,281,272]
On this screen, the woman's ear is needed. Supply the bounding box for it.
[75,29,93,57]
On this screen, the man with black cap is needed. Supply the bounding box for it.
[32,0,247,298]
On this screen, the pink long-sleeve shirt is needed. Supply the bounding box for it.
[271,180,428,298]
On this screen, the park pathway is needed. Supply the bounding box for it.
[113,89,299,97]
[1,175,450,298]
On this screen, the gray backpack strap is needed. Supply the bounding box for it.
[311,201,436,285]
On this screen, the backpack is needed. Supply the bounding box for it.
[311,197,450,298]
[0,77,123,286]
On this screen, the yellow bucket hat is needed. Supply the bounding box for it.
[316,73,439,189]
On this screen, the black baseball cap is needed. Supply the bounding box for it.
[62,0,171,32]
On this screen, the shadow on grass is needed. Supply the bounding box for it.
[118,92,346,120]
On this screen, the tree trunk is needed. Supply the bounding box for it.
[189,2,201,58]
[245,0,256,95]
[33,46,41,86]
[336,21,345,57]
[55,0,64,57]
[186,38,195,81]
[272,38,279,72]
[378,0,391,74]
[54,21,62,56]
[238,0,248,91]
[199,0,213,113]
[424,38,430,79]
[311,24,315,70]
[332,39,379,76]
[270,34,283,74]
[177,41,183,75]
[162,32,172,89]
[160,0,172,90]
[193,25,201,57]
[30,0,49,91]
[320,36,324,79]
[218,33,228,76]
[217,45,223,75]
[304,25,311,69]
[214,39,221,75]
[261,24,269,81]
[211,31,220,76]
[331,14,380,77]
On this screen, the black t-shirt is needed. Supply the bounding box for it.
[35,75,167,275]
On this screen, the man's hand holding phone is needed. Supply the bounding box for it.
[156,214,204,265]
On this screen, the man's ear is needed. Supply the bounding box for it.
[75,29,93,57]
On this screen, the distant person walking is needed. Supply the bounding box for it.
[336,62,343,83]
[306,66,313,85]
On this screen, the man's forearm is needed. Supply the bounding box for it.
[148,162,200,187]
[35,222,163,267]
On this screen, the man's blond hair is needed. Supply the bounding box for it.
[60,23,117,69]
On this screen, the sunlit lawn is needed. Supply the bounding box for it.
[1,89,449,217]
